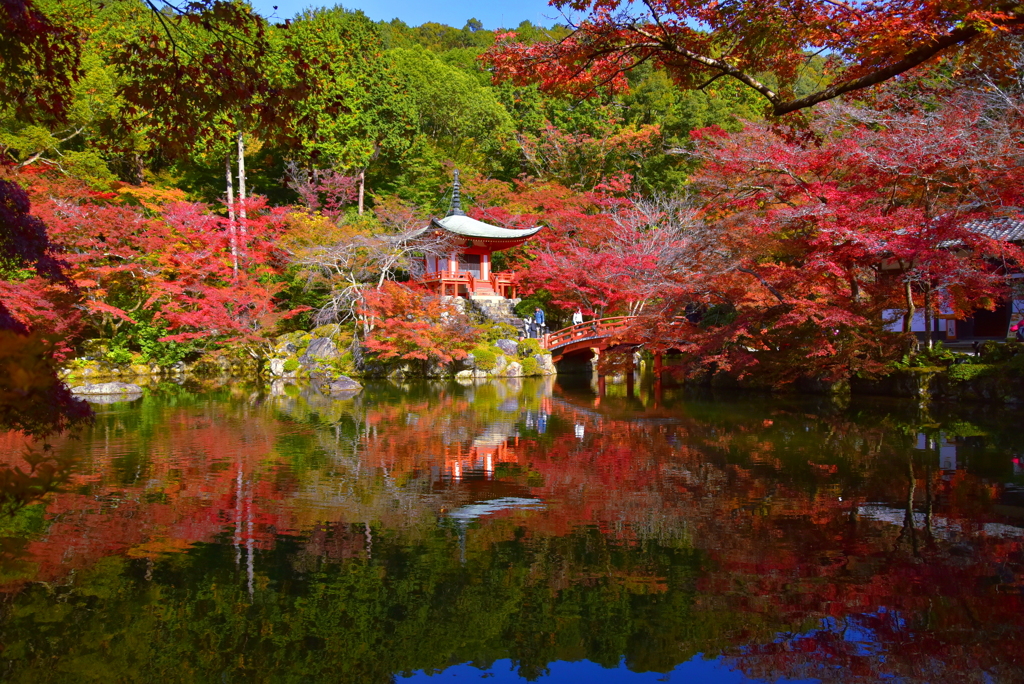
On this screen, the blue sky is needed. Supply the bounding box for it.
[247,0,570,29]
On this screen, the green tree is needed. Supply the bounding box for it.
[277,8,413,174]
[378,46,515,203]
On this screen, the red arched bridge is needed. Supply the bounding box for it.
[540,315,690,366]
[540,316,640,362]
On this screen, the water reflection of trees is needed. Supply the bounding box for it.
[0,379,1022,681]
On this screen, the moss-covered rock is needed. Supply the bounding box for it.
[310,324,342,339]
[493,354,509,374]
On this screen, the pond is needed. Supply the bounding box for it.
[1,376,1023,683]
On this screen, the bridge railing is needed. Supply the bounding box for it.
[542,316,637,350]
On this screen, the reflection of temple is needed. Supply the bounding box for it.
[415,170,541,300]
[438,397,554,483]
[441,422,524,482]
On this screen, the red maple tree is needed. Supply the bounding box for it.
[358,281,481,368]
[485,0,1024,117]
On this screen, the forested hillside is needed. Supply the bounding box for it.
[0,5,762,201]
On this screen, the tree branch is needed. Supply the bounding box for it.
[771,23,1004,116]
[737,266,786,303]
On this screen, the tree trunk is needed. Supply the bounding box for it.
[226,153,238,278]
[902,280,916,334]
[847,270,860,302]
[237,131,247,247]
[923,284,933,350]
[131,153,145,185]
[358,169,365,215]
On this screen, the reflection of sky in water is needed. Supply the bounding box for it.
[403,655,818,682]
[403,610,913,683]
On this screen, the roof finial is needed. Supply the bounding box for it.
[448,168,465,217]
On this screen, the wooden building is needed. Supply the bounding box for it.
[883,216,1024,342]
[415,171,541,299]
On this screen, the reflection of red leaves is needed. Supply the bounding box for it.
[807,460,838,475]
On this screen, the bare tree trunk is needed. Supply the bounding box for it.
[237,131,247,253]
[358,169,365,215]
[923,284,933,350]
[226,153,238,278]
[902,280,916,334]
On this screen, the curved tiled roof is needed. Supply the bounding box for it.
[964,216,1024,242]
[430,214,542,240]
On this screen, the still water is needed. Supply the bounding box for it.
[2,376,1024,683]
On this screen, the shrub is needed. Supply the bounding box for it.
[103,321,199,367]
[947,363,992,383]
[914,341,958,368]
[321,353,355,376]
[891,341,977,371]
[311,324,342,339]
[337,352,355,375]
[520,356,540,376]
[1006,353,1024,375]
[977,340,1023,363]
[106,348,134,365]
[700,303,737,328]
[472,347,497,371]
[518,338,542,357]
[482,322,518,343]
[283,358,300,372]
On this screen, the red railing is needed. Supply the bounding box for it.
[421,270,474,295]
[491,271,517,298]
[541,316,637,351]
[420,270,518,297]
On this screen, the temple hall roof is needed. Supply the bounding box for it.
[430,214,542,241]
[964,216,1024,243]
[414,169,542,244]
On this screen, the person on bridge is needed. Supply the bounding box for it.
[534,307,546,335]
[572,309,583,326]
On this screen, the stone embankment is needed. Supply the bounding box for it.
[454,338,556,381]
[61,327,556,393]
[691,363,1024,406]
[851,366,1024,405]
